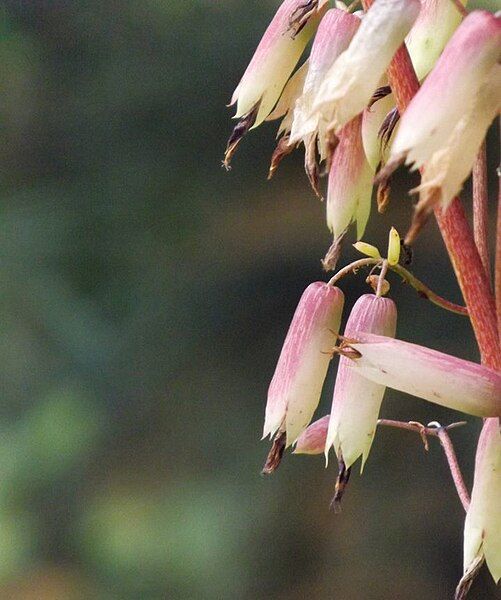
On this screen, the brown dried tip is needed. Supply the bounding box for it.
[331,457,352,513]
[322,230,347,271]
[261,431,287,475]
[455,556,484,600]
[377,180,391,213]
[268,135,295,180]
[324,129,340,174]
[223,104,259,170]
[374,151,405,188]
[289,0,319,37]
[305,136,322,198]
[368,85,392,109]
[378,107,400,149]
[404,187,441,245]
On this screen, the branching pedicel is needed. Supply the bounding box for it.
[224,1,500,596]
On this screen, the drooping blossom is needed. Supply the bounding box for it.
[289,8,360,155]
[463,418,501,584]
[326,294,397,470]
[343,333,501,417]
[411,66,500,213]
[406,0,467,80]
[224,0,327,168]
[263,282,344,447]
[327,114,374,239]
[312,0,420,133]
[380,11,501,178]
[294,414,329,455]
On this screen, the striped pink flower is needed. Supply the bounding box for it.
[326,294,397,470]
[263,282,344,447]
[327,114,374,240]
[344,333,501,417]
[383,12,501,180]
[312,0,420,133]
[463,418,501,584]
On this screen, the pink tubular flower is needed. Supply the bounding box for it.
[312,0,420,133]
[224,0,327,168]
[294,414,329,455]
[344,333,501,418]
[327,114,374,240]
[405,0,467,80]
[289,8,360,153]
[463,418,501,584]
[383,11,501,175]
[263,282,345,447]
[326,294,397,470]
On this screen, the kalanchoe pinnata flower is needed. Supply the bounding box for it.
[343,333,501,417]
[294,414,329,455]
[263,282,344,448]
[410,66,501,219]
[326,294,397,470]
[463,418,501,584]
[289,8,360,156]
[327,114,374,240]
[224,0,327,168]
[380,11,501,179]
[312,0,420,134]
[405,0,467,80]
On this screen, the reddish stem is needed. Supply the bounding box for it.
[496,177,501,335]
[472,141,490,280]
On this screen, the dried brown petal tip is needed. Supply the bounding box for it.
[322,230,347,272]
[262,431,287,475]
[378,107,400,149]
[368,85,392,109]
[223,104,259,170]
[374,151,405,187]
[404,187,441,245]
[330,457,352,513]
[289,0,319,37]
[305,136,322,198]
[455,556,484,600]
[268,135,295,180]
[377,180,391,213]
[366,275,390,296]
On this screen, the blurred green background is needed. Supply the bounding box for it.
[0,1,499,598]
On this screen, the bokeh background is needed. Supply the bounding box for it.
[0,1,499,598]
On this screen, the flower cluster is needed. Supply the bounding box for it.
[225,0,500,595]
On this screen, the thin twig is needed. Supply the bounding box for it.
[328,258,468,316]
[376,260,388,297]
[472,141,490,282]
[377,419,470,512]
[448,0,468,17]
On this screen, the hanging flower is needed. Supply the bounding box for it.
[263,282,345,447]
[406,0,467,80]
[327,114,374,240]
[381,11,501,177]
[341,333,501,417]
[463,418,501,584]
[224,0,328,168]
[312,0,420,133]
[326,294,397,470]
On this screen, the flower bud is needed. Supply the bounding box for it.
[294,414,329,455]
[313,0,420,133]
[326,294,397,470]
[345,333,501,418]
[463,418,501,583]
[406,0,466,80]
[327,114,374,240]
[264,283,345,447]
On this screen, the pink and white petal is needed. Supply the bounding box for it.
[294,415,330,455]
[348,333,501,418]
